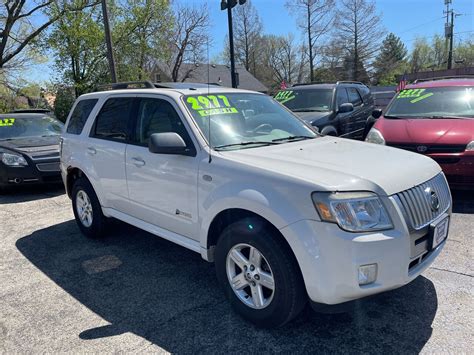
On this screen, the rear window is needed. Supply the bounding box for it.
[92,97,134,141]
[67,99,98,134]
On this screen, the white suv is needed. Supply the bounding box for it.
[61,82,451,327]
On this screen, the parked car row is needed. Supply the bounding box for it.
[0,77,470,328]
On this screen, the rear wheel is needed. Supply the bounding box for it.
[71,177,107,238]
[215,219,307,327]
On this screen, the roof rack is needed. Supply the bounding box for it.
[292,80,366,87]
[413,75,474,84]
[95,81,155,91]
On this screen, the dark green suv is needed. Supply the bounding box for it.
[274,81,374,139]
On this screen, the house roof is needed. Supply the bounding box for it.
[158,63,268,92]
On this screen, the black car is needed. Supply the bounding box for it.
[274,81,374,139]
[0,113,63,189]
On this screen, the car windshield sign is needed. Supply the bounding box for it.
[274,88,333,112]
[0,115,63,140]
[183,93,317,150]
[385,86,474,118]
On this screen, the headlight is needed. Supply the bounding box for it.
[466,141,474,151]
[312,192,393,232]
[365,128,385,145]
[1,152,28,167]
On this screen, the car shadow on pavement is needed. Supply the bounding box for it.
[451,189,474,214]
[17,220,438,354]
[0,183,64,204]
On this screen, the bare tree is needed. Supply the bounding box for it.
[165,5,209,82]
[233,0,263,77]
[286,0,334,82]
[334,0,384,81]
[0,1,98,75]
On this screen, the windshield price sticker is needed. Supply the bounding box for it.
[274,90,295,104]
[186,95,239,117]
[397,88,434,103]
[0,118,15,127]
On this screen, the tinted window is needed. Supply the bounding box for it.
[67,99,98,134]
[357,85,372,103]
[92,98,134,140]
[347,87,363,106]
[134,98,192,146]
[336,88,350,107]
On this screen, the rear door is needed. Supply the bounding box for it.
[87,96,134,211]
[345,87,366,139]
[335,88,353,136]
[125,95,200,240]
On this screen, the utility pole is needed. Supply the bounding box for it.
[101,0,117,83]
[221,0,246,88]
[444,0,454,70]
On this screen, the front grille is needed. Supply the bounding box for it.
[36,162,60,172]
[393,173,451,230]
[390,144,466,154]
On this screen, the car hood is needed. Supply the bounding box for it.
[375,117,474,144]
[222,137,441,196]
[0,135,60,152]
[294,111,332,124]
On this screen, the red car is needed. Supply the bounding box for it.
[366,77,474,189]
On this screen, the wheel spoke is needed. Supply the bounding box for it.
[258,271,274,290]
[249,246,262,267]
[230,249,249,270]
[231,273,249,291]
[251,284,265,308]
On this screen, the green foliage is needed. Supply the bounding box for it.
[373,33,407,84]
[53,86,76,123]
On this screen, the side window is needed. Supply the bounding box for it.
[347,87,363,106]
[92,97,134,141]
[133,98,193,147]
[357,86,371,103]
[336,88,350,107]
[66,99,98,134]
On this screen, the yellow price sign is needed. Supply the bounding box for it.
[0,118,15,127]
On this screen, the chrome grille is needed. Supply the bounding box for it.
[394,173,451,230]
[36,162,60,172]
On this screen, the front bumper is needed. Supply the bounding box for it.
[431,152,474,189]
[280,213,447,305]
[0,159,61,186]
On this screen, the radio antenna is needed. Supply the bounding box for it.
[207,9,212,164]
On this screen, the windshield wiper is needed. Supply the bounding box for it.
[214,141,280,150]
[272,135,315,142]
[427,115,466,119]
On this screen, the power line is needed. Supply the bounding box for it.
[397,16,445,35]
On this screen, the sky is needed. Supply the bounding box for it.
[27,0,474,84]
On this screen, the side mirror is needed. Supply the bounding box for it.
[338,102,354,113]
[149,132,189,155]
[372,109,383,119]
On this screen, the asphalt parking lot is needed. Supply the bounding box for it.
[1,185,472,353]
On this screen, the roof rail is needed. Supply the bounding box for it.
[413,75,474,84]
[292,82,333,87]
[336,81,366,86]
[95,81,155,91]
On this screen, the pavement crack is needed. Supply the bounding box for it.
[429,266,473,278]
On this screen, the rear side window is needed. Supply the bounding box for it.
[357,85,372,103]
[347,88,363,106]
[66,99,98,134]
[92,97,134,141]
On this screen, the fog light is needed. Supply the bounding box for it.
[358,264,377,285]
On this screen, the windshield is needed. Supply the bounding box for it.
[183,93,317,150]
[274,89,333,112]
[385,86,474,118]
[0,115,63,140]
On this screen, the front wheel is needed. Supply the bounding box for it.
[215,219,307,327]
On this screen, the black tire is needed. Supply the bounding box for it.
[71,177,107,238]
[215,218,307,328]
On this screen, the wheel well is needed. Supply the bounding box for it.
[207,209,292,257]
[66,167,86,198]
[320,126,337,136]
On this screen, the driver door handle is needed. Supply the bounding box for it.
[132,157,146,167]
[87,147,96,155]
